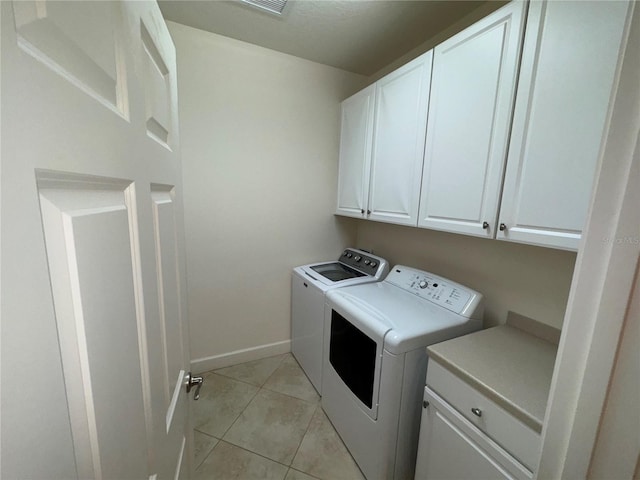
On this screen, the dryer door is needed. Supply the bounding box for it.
[327,308,383,420]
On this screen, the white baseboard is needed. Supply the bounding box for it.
[190,340,291,374]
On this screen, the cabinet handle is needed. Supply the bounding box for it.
[367,210,371,215]
[482,221,489,229]
[423,400,430,409]
[499,223,507,231]
[303,282,308,288]
[471,407,482,417]
[361,209,365,214]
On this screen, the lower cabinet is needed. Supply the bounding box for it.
[415,362,539,480]
[415,388,532,480]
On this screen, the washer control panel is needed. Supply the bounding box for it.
[340,248,386,275]
[386,265,483,318]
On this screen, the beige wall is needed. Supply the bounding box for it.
[356,221,576,328]
[168,21,363,371]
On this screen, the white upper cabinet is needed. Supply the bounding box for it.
[418,1,526,237]
[336,0,631,251]
[335,51,432,226]
[497,0,632,250]
[336,84,375,218]
[368,51,433,226]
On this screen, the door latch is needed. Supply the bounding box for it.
[185,372,204,400]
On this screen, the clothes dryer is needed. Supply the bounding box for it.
[322,265,484,480]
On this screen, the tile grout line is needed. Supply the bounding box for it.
[288,402,321,473]
[216,353,288,441]
[218,382,262,440]
[259,352,289,388]
[206,352,289,389]
[193,431,222,470]
[220,386,317,467]
[194,353,331,477]
[286,466,323,480]
[217,438,296,471]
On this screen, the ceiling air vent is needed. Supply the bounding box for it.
[241,0,288,15]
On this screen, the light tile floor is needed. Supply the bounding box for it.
[193,353,366,480]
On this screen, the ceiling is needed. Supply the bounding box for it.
[158,0,490,76]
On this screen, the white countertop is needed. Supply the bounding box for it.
[427,324,558,432]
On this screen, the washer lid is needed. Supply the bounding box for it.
[326,281,481,354]
[309,262,365,281]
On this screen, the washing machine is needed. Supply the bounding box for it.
[321,265,484,480]
[291,248,389,393]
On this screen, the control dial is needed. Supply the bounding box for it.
[418,280,428,289]
[364,259,371,265]
[346,252,353,258]
[370,261,377,268]
[354,256,362,262]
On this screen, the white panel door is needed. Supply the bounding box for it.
[497,0,632,250]
[417,1,526,238]
[1,2,192,479]
[368,51,432,226]
[335,84,375,218]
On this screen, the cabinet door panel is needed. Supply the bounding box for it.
[415,388,532,480]
[498,1,631,250]
[336,85,375,218]
[417,408,513,480]
[368,51,432,226]
[418,1,526,237]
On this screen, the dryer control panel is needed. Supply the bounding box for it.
[385,265,484,319]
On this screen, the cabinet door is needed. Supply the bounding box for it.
[497,1,631,250]
[415,389,531,480]
[417,1,526,238]
[336,85,375,218]
[368,51,432,226]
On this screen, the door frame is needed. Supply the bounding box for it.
[536,2,639,477]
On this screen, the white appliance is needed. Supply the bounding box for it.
[321,265,484,480]
[291,248,389,393]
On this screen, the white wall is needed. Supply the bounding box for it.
[168,21,364,371]
[356,221,576,328]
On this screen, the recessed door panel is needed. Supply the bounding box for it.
[13,0,126,114]
[423,25,505,221]
[418,1,526,238]
[37,172,149,480]
[369,52,432,226]
[141,20,173,148]
[150,185,186,432]
[336,85,375,218]
[497,1,630,250]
